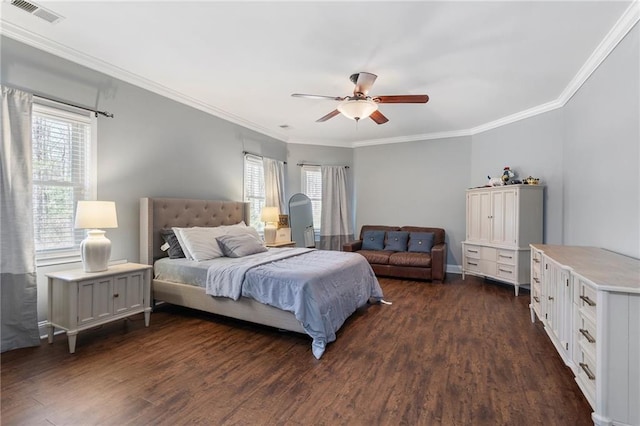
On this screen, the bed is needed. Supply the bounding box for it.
[139,197,383,358]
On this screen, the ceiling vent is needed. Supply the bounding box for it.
[10,0,64,24]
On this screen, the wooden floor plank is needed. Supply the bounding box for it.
[1,275,592,425]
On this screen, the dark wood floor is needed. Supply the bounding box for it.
[1,274,593,425]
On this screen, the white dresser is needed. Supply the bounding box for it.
[462,184,544,295]
[530,244,640,426]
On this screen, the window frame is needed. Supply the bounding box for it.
[243,153,265,234]
[301,165,322,237]
[32,101,97,266]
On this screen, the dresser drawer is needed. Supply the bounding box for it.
[464,244,482,260]
[575,311,597,356]
[496,263,515,282]
[575,344,596,406]
[531,284,542,309]
[574,278,597,320]
[497,249,516,265]
[464,258,482,273]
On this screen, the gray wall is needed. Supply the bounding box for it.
[354,136,472,268]
[285,143,354,210]
[471,109,565,246]
[562,24,639,257]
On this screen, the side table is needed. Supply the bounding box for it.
[46,262,152,353]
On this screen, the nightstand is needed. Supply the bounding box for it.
[266,241,297,248]
[46,262,152,353]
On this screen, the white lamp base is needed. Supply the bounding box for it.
[264,224,277,245]
[80,230,111,272]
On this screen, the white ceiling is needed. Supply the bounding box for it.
[1,1,637,148]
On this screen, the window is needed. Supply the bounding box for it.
[243,154,265,233]
[31,103,96,261]
[301,165,322,235]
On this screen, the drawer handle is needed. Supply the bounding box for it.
[113,293,119,298]
[498,268,512,274]
[467,249,478,253]
[579,295,596,307]
[548,296,554,301]
[579,328,596,343]
[499,254,513,259]
[533,296,540,303]
[467,262,478,266]
[579,362,596,381]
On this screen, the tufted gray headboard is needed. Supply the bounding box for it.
[139,197,250,265]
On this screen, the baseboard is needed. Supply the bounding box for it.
[446,264,463,275]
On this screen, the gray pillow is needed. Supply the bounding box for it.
[384,231,409,252]
[361,230,385,250]
[160,229,186,259]
[216,233,268,258]
[408,232,434,253]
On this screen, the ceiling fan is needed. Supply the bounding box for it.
[291,72,429,125]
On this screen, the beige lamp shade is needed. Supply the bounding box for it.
[260,206,280,224]
[74,201,118,229]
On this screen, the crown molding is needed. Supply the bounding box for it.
[2,1,638,150]
[557,0,639,106]
[0,20,290,144]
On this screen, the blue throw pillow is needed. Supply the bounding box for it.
[384,231,409,252]
[361,230,385,250]
[408,232,434,253]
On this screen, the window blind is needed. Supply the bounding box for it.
[243,154,265,232]
[302,165,322,233]
[32,104,93,254]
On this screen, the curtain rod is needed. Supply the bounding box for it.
[34,94,114,118]
[242,151,287,164]
[297,162,349,169]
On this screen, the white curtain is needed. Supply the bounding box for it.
[263,157,286,213]
[1,86,40,352]
[319,166,354,250]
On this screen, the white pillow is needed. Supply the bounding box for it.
[172,227,194,260]
[223,222,262,241]
[172,226,226,261]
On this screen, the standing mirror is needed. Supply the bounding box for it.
[288,193,315,248]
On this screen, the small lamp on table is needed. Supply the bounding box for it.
[74,201,118,272]
[261,206,280,245]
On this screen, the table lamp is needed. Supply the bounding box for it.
[261,206,280,244]
[74,201,118,272]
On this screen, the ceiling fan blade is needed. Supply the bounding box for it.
[374,95,429,104]
[353,72,377,96]
[370,110,389,125]
[292,93,344,101]
[316,109,341,122]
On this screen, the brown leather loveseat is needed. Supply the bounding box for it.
[343,225,447,282]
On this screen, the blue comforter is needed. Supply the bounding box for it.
[205,248,383,358]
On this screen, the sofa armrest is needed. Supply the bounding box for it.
[343,240,363,252]
[430,243,447,282]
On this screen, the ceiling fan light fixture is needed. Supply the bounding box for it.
[337,99,378,121]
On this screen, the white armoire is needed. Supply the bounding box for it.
[462,184,544,295]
